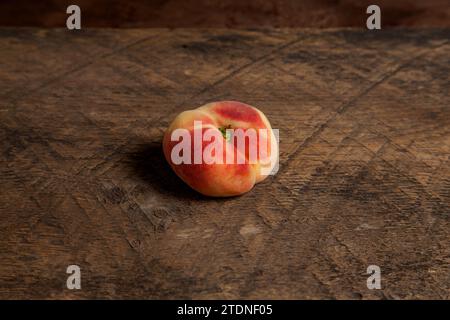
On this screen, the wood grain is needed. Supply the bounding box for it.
[0,28,449,299]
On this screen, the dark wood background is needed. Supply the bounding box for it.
[0,28,449,299]
[1,0,449,28]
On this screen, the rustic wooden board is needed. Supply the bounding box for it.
[0,28,449,299]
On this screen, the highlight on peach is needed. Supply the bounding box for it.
[163,101,279,197]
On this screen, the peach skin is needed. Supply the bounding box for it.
[163,101,278,197]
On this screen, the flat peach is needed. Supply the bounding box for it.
[163,101,278,197]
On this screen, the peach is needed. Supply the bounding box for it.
[163,101,278,197]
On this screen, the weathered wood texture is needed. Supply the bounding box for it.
[0,28,449,299]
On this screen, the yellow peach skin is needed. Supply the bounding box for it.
[163,101,278,197]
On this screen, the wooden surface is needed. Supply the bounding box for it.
[0,28,449,299]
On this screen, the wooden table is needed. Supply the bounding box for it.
[0,28,449,299]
